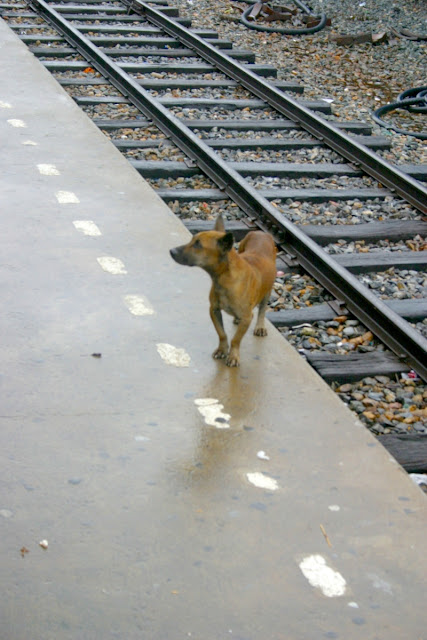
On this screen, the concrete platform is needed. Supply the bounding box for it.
[1,18,426,640]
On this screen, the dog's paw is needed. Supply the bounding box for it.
[254,327,268,337]
[226,353,240,367]
[213,347,227,360]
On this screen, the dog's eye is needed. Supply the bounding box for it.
[193,239,201,249]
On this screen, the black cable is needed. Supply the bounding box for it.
[372,87,427,140]
[398,87,427,114]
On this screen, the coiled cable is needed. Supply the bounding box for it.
[372,87,427,140]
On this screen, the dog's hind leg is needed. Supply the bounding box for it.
[254,295,269,337]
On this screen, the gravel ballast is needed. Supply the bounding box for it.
[170,0,427,438]
[173,0,426,164]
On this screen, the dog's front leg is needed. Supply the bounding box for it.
[227,313,252,367]
[210,303,228,360]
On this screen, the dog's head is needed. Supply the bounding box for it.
[170,215,234,273]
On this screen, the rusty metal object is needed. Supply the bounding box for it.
[391,27,427,41]
[231,0,328,34]
[329,31,388,45]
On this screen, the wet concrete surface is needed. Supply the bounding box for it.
[1,18,427,640]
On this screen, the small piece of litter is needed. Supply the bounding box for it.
[20,547,29,558]
[402,370,419,381]
[0,509,13,518]
[91,353,102,358]
[328,504,340,511]
[39,540,48,549]
[320,523,333,547]
[257,450,270,461]
[348,602,359,609]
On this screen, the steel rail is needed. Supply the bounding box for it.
[28,0,427,379]
[125,0,427,215]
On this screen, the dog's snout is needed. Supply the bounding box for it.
[170,244,188,265]
[170,245,182,261]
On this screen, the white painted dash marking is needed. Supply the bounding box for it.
[156,343,191,367]
[0,101,12,108]
[56,190,80,204]
[299,555,347,597]
[97,256,127,275]
[73,220,102,236]
[246,472,278,491]
[37,163,60,176]
[22,140,38,146]
[124,294,154,316]
[7,118,27,128]
[194,398,231,428]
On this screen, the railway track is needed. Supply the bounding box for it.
[2,0,427,463]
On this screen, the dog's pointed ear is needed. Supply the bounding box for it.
[218,232,234,253]
[214,214,225,232]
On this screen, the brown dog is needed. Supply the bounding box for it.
[170,215,277,367]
